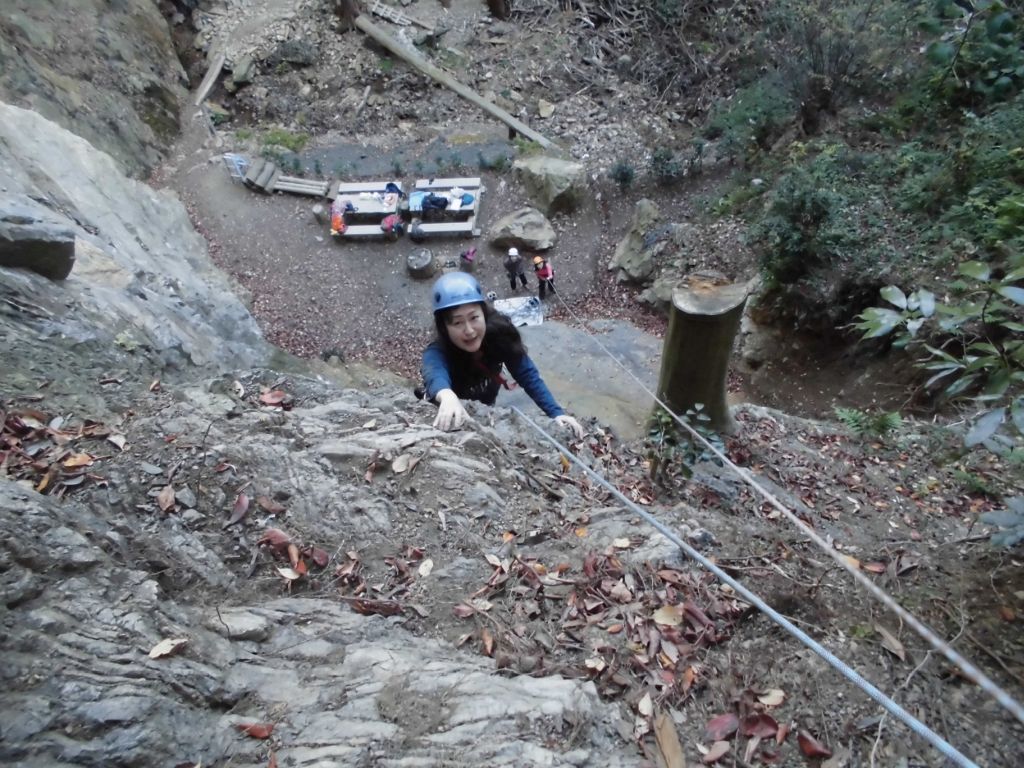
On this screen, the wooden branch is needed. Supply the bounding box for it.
[353,14,554,149]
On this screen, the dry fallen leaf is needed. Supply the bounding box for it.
[998,606,1015,622]
[863,561,887,574]
[452,603,475,618]
[757,688,785,708]
[276,566,302,581]
[741,714,779,739]
[704,713,738,741]
[149,637,188,659]
[612,537,632,549]
[63,453,94,469]
[481,627,495,656]
[223,492,249,528]
[797,730,832,758]
[309,547,330,568]
[267,749,278,768]
[157,484,176,513]
[418,558,434,577]
[584,656,606,672]
[259,390,287,406]
[654,712,686,768]
[637,692,653,717]
[702,741,730,764]
[256,495,286,514]
[107,434,127,451]
[392,453,412,473]
[874,622,906,661]
[653,605,683,627]
[287,543,301,568]
[235,722,274,739]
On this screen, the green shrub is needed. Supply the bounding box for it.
[704,75,793,162]
[608,160,636,191]
[754,168,843,283]
[834,407,903,437]
[650,147,682,187]
[261,128,309,153]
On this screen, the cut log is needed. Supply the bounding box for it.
[656,275,750,435]
[352,14,553,149]
[407,248,436,278]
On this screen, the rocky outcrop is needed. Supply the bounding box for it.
[514,155,587,215]
[489,207,557,251]
[0,102,266,371]
[609,199,661,283]
[0,0,187,177]
[0,200,76,280]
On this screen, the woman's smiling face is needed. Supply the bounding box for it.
[444,303,486,355]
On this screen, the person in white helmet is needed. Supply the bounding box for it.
[421,272,584,437]
[503,246,529,291]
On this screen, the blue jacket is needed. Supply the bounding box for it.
[422,341,564,418]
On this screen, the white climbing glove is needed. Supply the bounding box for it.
[434,389,470,431]
[554,414,584,440]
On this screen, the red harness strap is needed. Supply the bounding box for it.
[474,360,518,390]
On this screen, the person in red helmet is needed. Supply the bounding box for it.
[533,255,555,300]
[421,272,584,437]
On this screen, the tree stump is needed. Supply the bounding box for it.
[406,248,436,279]
[656,275,750,435]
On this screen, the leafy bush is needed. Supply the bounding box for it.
[854,256,1024,456]
[923,0,1024,110]
[608,160,636,191]
[753,168,843,283]
[980,498,1024,548]
[647,405,723,486]
[704,75,794,162]
[650,147,683,187]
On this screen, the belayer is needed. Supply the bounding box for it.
[421,272,584,437]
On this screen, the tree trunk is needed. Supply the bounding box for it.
[656,275,749,435]
[352,14,553,149]
[487,0,511,20]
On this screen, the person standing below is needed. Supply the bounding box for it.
[533,255,555,300]
[421,272,584,437]
[503,247,529,291]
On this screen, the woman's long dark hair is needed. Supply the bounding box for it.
[434,301,526,367]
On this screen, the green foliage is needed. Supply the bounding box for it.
[379,57,395,73]
[923,1,1024,110]
[449,151,462,171]
[834,407,903,437]
[854,255,1024,455]
[753,167,843,283]
[608,160,636,191]
[646,405,724,486]
[650,147,683,187]
[313,159,323,177]
[234,128,253,141]
[513,137,543,157]
[704,75,793,162]
[477,151,509,172]
[391,158,404,176]
[261,128,309,153]
[980,497,1024,548]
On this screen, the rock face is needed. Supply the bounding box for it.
[0,102,267,371]
[489,207,557,251]
[609,199,661,283]
[514,155,587,215]
[0,0,187,177]
[0,200,76,280]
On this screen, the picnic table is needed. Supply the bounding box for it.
[409,176,483,238]
[327,180,404,238]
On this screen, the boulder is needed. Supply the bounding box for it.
[639,276,677,314]
[0,199,76,280]
[609,199,660,283]
[489,207,556,251]
[513,156,586,215]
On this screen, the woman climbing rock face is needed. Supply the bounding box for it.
[421,272,584,438]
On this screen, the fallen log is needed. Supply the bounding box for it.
[352,14,554,149]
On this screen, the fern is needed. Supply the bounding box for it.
[834,407,902,437]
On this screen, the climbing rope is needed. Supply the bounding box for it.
[548,289,1024,728]
[512,405,979,767]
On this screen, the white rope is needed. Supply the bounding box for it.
[551,289,1024,727]
[512,405,978,767]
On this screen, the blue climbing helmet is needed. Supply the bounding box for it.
[432,272,485,314]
